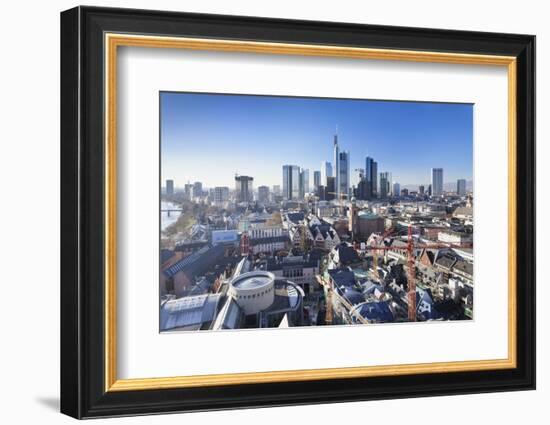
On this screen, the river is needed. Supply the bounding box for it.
[161,201,181,231]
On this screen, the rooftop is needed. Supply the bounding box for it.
[160,293,222,331]
[232,272,274,289]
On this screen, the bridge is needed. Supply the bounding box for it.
[161,209,182,217]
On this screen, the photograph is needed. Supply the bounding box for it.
[159,92,474,332]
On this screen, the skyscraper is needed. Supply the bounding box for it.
[431,168,444,197]
[419,185,425,195]
[299,168,310,199]
[333,134,340,199]
[313,170,321,192]
[235,175,253,203]
[282,165,300,200]
[193,181,203,199]
[326,176,336,201]
[321,161,332,186]
[184,183,193,200]
[365,157,374,199]
[333,135,350,199]
[457,179,467,196]
[214,186,229,203]
[258,185,270,203]
[166,179,174,196]
[393,182,401,198]
[380,172,391,198]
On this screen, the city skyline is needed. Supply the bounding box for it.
[161,92,473,188]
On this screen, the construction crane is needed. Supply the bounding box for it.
[370,226,395,281]
[361,224,472,322]
[322,274,333,325]
[316,275,368,325]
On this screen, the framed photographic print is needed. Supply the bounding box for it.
[60,6,536,419]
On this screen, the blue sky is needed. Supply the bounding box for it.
[161,92,473,189]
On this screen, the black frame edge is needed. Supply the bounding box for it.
[60,6,82,419]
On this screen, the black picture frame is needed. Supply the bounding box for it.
[61,5,535,419]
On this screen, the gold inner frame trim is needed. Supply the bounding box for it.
[104,33,517,392]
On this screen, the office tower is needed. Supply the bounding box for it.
[338,151,350,200]
[401,188,409,196]
[299,168,309,199]
[258,185,270,203]
[184,183,193,200]
[371,161,378,198]
[166,179,174,196]
[457,179,467,196]
[321,161,332,186]
[365,157,374,199]
[332,131,349,200]
[419,185,425,195]
[428,184,432,196]
[333,134,340,199]
[272,185,281,196]
[214,186,229,203]
[326,176,336,201]
[235,175,253,203]
[393,182,401,198]
[313,170,321,192]
[193,181,203,199]
[431,168,444,197]
[317,185,326,201]
[282,165,300,200]
[380,172,391,198]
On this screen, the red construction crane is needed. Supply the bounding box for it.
[370,226,395,281]
[406,225,417,321]
[361,224,472,322]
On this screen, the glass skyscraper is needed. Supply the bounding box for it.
[431,168,444,197]
[282,165,301,200]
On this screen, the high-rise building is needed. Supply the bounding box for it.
[313,170,321,192]
[431,168,444,197]
[354,169,367,200]
[193,181,203,199]
[380,172,391,198]
[258,185,270,203]
[332,133,350,199]
[392,182,400,198]
[372,161,378,198]
[401,188,409,196]
[333,134,340,199]
[457,179,467,196]
[184,183,193,200]
[272,185,281,196]
[282,165,300,200]
[321,161,332,186]
[166,179,174,196]
[214,186,229,203]
[419,185,425,195]
[235,175,253,203]
[299,168,310,199]
[365,157,379,199]
[326,176,336,201]
[338,150,350,200]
